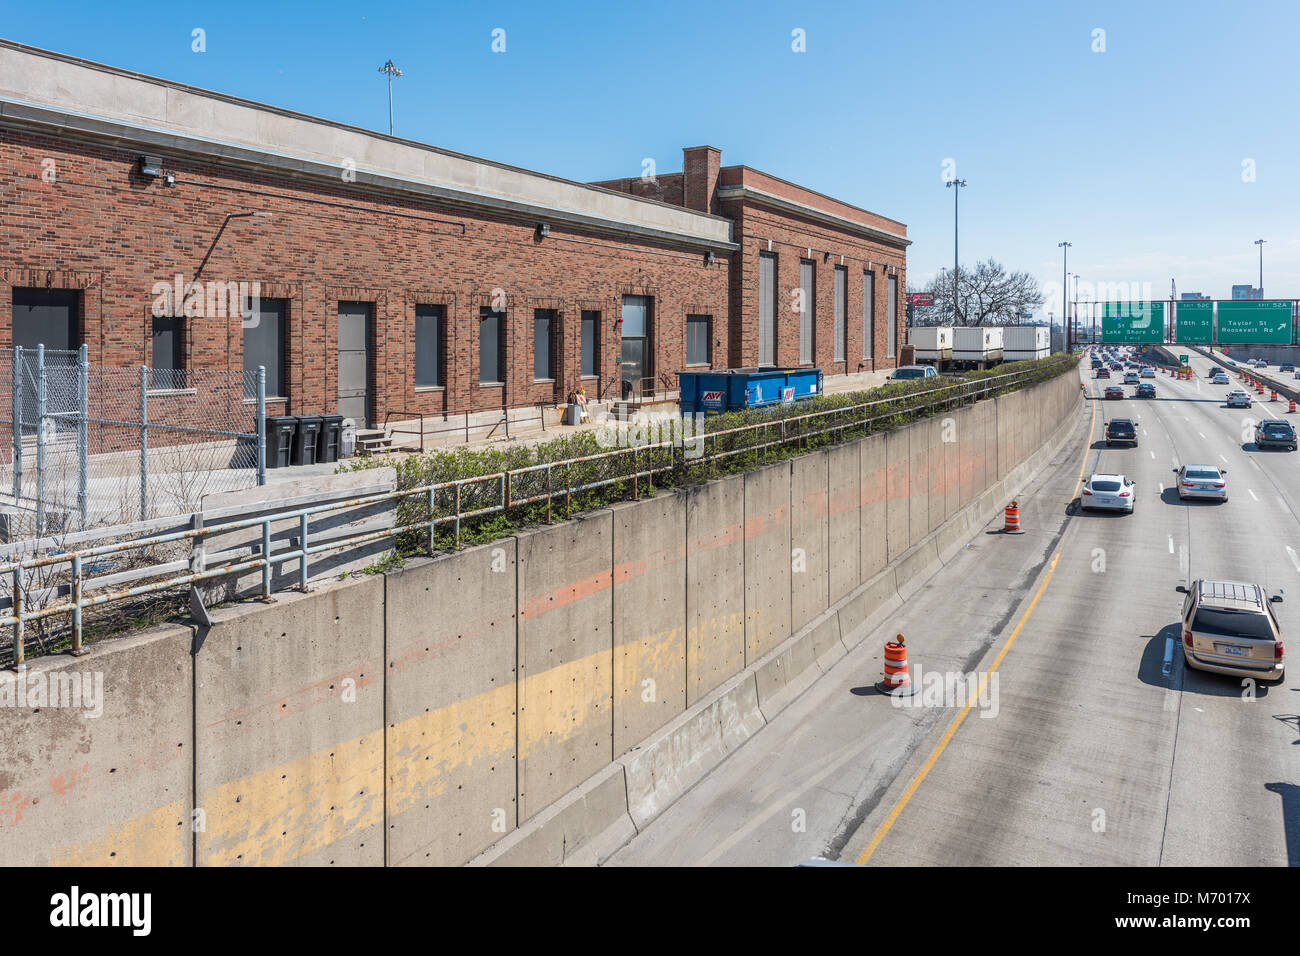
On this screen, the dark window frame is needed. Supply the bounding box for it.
[479,306,505,385]
[150,312,186,388]
[414,304,445,389]
[533,308,556,381]
[580,310,600,378]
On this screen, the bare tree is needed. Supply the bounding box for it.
[910,259,1044,326]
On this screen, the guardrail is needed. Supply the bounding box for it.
[2,356,1078,667]
[384,401,559,451]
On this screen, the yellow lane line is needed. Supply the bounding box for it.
[855,367,1097,865]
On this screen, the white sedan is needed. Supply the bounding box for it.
[1081,473,1136,513]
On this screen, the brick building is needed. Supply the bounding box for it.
[0,40,906,430]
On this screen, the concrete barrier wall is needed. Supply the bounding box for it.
[195,575,386,866]
[385,542,518,867]
[684,476,746,705]
[744,462,792,663]
[2,367,1083,867]
[515,511,614,822]
[790,450,830,634]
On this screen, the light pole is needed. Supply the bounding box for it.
[378,59,403,135]
[1058,241,1072,351]
[1255,239,1266,298]
[946,179,967,324]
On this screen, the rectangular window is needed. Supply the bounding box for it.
[533,309,555,380]
[686,314,711,366]
[758,252,777,366]
[581,310,599,376]
[834,266,846,362]
[799,259,815,364]
[151,315,184,387]
[887,275,898,358]
[243,297,286,398]
[415,304,443,388]
[863,270,875,360]
[480,307,504,384]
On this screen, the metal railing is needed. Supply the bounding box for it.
[2,357,1077,666]
[383,401,559,451]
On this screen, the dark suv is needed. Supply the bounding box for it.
[1105,418,1138,447]
[1255,419,1297,451]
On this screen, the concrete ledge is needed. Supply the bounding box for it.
[894,539,942,601]
[836,567,902,650]
[467,763,636,867]
[754,610,843,719]
[617,673,766,829]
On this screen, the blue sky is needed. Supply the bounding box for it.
[6,0,1299,319]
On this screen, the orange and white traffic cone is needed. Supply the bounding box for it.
[877,634,919,697]
[1271,390,1279,403]
[1003,500,1025,534]
[1289,399,1296,413]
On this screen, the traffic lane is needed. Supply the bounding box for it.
[1133,366,1298,865]
[606,395,1095,867]
[859,391,1184,866]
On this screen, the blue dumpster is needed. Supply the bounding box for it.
[678,368,823,416]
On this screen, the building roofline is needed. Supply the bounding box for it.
[0,38,736,250]
[723,164,908,232]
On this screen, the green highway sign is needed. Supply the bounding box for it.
[1101,302,1164,343]
[1180,355,1189,364]
[1216,300,1292,344]
[1175,300,1213,344]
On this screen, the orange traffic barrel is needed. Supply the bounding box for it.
[1257,383,1265,394]
[877,634,919,697]
[1272,390,1279,402]
[1004,500,1025,534]
[1289,399,1297,413]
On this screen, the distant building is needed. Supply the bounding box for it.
[1232,285,1263,300]
[1179,292,1210,300]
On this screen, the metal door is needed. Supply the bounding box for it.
[337,302,372,427]
[620,295,651,399]
[12,289,79,433]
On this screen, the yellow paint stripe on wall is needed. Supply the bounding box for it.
[50,800,187,867]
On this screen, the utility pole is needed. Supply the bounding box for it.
[378,59,403,135]
[1059,241,1072,351]
[946,179,967,324]
[1255,238,1266,298]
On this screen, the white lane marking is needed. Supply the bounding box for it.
[1164,688,1179,711]
[1287,546,1300,573]
[1143,429,1149,436]
[1149,451,1155,459]
[1219,454,1228,462]
[1197,431,1207,439]
[1249,488,1259,501]
[1158,482,1164,493]
[1162,637,1176,678]
[1168,536,1175,554]
[1279,495,1290,513]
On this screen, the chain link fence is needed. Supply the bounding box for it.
[0,346,266,539]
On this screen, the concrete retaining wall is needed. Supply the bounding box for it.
[0,368,1082,866]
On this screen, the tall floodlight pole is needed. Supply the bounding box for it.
[946,179,967,324]
[1059,241,1072,351]
[378,59,403,135]
[1255,239,1266,298]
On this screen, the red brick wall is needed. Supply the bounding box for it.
[1,130,730,423]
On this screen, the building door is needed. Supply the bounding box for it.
[620,295,651,399]
[12,289,80,432]
[337,302,372,427]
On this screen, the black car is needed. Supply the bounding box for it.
[1282,364,1295,373]
[1137,383,1156,398]
[1255,419,1298,451]
[1105,418,1139,447]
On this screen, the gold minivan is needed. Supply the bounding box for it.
[1176,580,1285,684]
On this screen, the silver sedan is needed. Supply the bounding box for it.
[1081,473,1136,513]
[1176,464,1227,502]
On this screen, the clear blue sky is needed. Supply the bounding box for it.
[6,0,1299,319]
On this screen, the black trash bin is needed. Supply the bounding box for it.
[316,414,343,464]
[264,415,296,469]
[292,415,322,466]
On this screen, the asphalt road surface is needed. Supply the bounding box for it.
[604,350,1299,867]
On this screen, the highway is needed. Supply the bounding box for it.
[604,350,1299,867]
